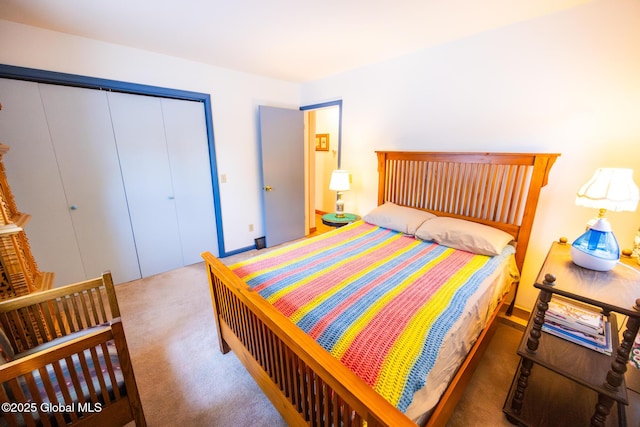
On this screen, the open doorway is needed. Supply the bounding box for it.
[301,101,341,234]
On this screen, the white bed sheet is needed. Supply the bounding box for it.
[407,252,519,421]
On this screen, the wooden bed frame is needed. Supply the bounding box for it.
[202,151,559,427]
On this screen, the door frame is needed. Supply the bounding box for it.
[0,64,226,257]
[300,100,343,232]
[301,100,343,168]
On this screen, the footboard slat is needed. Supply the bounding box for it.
[203,252,414,427]
[290,350,301,412]
[267,326,277,386]
[276,338,287,397]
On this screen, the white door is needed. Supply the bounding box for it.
[38,84,141,284]
[0,79,85,286]
[259,106,305,247]
[161,97,219,261]
[107,92,184,277]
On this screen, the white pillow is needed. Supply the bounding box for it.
[414,217,514,256]
[363,202,436,235]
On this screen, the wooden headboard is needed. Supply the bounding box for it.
[376,151,559,272]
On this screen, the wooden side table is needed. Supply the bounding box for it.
[503,241,640,426]
[321,213,360,228]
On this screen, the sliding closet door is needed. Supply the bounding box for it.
[0,79,85,286]
[1,78,218,283]
[161,98,218,262]
[107,92,183,277]
[38,85,141,284]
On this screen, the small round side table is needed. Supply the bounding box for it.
[321,213,360,228]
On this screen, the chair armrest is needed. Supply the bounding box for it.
[0,322,115,381]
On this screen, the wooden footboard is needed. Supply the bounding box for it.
[202,251,508,427]
[203,252,414,427]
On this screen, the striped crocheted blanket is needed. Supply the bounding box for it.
[231,221,514,412]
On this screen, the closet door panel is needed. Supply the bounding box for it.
[0,78,84,286]
[107,92,183,277]
[38,84,141,284]
[161,98,218,261]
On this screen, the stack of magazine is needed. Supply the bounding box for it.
[542,297,612,355]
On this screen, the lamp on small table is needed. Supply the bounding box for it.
[570,168,639,271]
[329,170,350,218]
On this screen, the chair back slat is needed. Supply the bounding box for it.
[0,273,120,352]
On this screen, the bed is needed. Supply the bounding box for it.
[201,151,559,426]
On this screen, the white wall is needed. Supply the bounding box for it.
[301,0,640,310]
[0,19,300,254]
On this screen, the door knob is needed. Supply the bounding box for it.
[69,205,78,210]
[264,186,273,192]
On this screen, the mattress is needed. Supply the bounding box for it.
[231,220,519,418]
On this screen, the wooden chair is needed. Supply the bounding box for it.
[0,272,146,426]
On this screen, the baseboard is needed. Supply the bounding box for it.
[509,305,530,322]
[499,305,529,331]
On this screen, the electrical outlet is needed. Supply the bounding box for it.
[221,174,227,183]
[249,224,254,232]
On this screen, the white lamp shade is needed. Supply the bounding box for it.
[329,170,350,192]
[575,168,639,212]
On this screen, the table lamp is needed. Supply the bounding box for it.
[329,170,350,218]
[570,168,639,271]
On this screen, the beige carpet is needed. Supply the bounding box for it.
[116,263,287,427]
[115,261,524,427]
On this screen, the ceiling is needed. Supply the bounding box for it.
[0,0,592,83]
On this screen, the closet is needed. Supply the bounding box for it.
[0,78,217,286]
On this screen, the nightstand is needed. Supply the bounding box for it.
[321,213,360,228]
[503,241,640,426]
